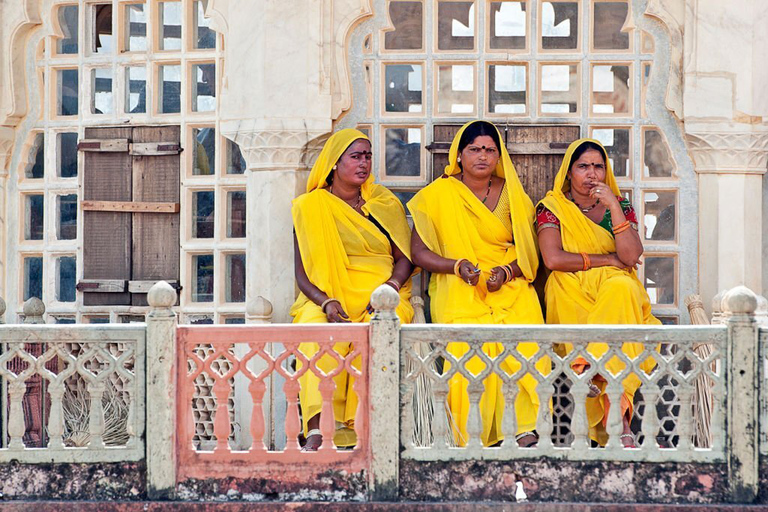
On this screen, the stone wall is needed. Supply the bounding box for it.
[0,462,145,500]
[400,460,730,504]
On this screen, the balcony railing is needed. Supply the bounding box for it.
[0,282,763,503]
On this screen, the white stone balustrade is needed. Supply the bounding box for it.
[0,283,763,503]
[0,297,146,463]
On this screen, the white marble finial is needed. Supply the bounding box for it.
[246,296,273,319]
[22,297,45,323]
[371,284,399,312]
[147,281,176,309]
[721,286,758,315]
[711,290,725,314]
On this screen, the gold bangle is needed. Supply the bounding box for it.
[453,258,468,277]
[320,298,340,312]
[506,264,515,281]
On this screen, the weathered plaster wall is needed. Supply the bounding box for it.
[176,470,367,502]
[400,460,730,504]
[0,462,145,500]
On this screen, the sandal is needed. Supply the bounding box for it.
[302,429,323,452]
[620,433,637,448]
[515,431,538,448]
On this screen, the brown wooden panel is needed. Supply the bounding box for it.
[507,125,580,205]
[131,126,181,306]
[82,127,133,306]
[82,200,180,213]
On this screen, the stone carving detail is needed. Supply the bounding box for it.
[685,131,768,174]
[222,128,331,171]
[643,0,684,121]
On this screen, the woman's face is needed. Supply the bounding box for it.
[568,148,607,195]
[333,139,372,188]
[459,135,500,179]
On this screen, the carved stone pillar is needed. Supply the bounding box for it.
[686,129,768,305]
[222,119,329,322]
[0,127,11,300]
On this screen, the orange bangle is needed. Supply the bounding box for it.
[580,252,591,271]
[612,220,631,235]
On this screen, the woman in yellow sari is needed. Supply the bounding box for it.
[408,120,548,448]
[291,128,414,451]
[537,138,660,447]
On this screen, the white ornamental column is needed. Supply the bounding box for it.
[682,0,768,310]
[222,119,329,323]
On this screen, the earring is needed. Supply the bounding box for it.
[457,157,461,163]
[333,165,337,170]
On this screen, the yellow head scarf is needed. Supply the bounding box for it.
[301,127,412,258]
[443,120,539,281]
[539,138,621,254]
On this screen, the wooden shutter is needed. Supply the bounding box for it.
[79,126,181,306]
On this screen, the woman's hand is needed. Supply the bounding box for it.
[486,266,507,293]
[458,260,480,286]
[588,182,620,209]
[324,301,351,323]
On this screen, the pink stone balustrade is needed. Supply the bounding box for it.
[175,324,372,481]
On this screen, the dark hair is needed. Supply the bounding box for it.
[457,121,502,156]
[568,141,607,171]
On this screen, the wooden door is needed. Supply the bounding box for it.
[78,126,181,306]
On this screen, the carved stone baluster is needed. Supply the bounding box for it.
[432,377,450,451]
[7,380,27,450]
[603,353,624,451]
[568,343,590,452]
[248,376,267,453]
[500,379,518,451]
[640,381,661,451]
[87,380,106,449]
[282,343,302,453]
[212,367,233,453]
[46,381,65,450]
[534,342,555,451]
[465,377,484,450]
[317,349,337,451]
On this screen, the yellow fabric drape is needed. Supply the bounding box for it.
[539,138,660,445]
[292,129,414,446]
[407,120,548,447]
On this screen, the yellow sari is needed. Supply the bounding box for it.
[407,121,548,447]
[291,128,414,446]
[539,138,660,445]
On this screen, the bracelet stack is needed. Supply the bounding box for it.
[453,258,469,277]
[385,279,401,292]
[580,252,592,271]
[612,220,631,235]
[320,297,340,312]
[499,264,516,283]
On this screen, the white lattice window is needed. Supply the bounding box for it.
[344,0,693,322]
[12,0,246,324]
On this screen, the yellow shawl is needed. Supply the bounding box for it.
[290,128,413,321]
[407,120,539,323]
[539,138,624,256]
